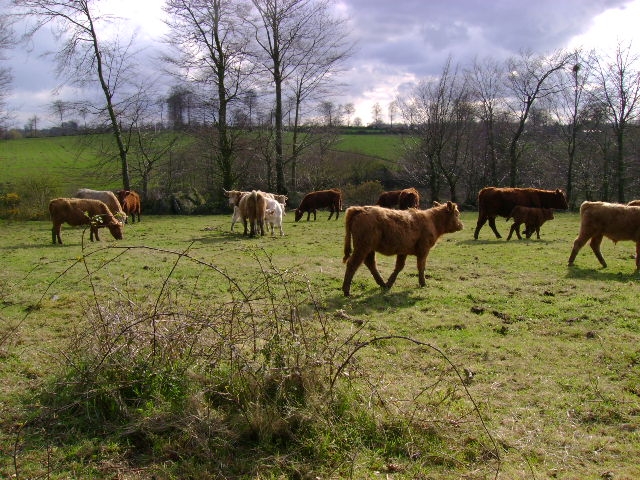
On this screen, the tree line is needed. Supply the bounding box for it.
[2,1,639,209]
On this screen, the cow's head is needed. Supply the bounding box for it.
[294,208,303,222]
[433,201,464,233]
[543,208,555,220]
[555,189,569,210]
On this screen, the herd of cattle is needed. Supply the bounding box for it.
[47,186,640,296]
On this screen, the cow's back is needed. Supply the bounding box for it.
[580,201,640,241]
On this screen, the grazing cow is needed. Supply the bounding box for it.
[49,198,124,244]
[238,190,267,236]
[376,188,420,209]
[74,188,127,224]
[341,202,464,296]
[294,189,343,221]
[115,190,141,223]
[474,187,568,239]
[505,206,554,240]
[568,201,640,270]
[265,198,284,236]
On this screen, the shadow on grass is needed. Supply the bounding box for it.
[566,264,640,282]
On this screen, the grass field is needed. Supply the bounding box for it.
[2,208,640,479]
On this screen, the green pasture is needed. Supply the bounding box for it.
[1,208,640,479]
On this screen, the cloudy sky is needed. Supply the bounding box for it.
[4,0,640,128]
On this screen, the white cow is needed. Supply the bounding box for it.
[265,198,284,236]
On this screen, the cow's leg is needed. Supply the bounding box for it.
[90,226,100,242]
[568,234,589,266]
[514,222,523,240]
[328,207,335,220]
[342,251,368,296]
[385,254,407,289]
[416,253,429,286]
[535,226,541,239]
[473,213,487,239]
[313,209,317,221]
[506,223,517,241]
[488,216,502,239]
[589,234,607,268]
[52,224,62,244]
[363,251,387,289]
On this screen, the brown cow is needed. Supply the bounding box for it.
[568,201,640,270]
[294,189,343,221]
[474,187,568,239]
[341,202,464,296]
[376,188,420,209]
[49,197,124,244]
[238,190,266,236]
[115,190,141,223]
[505,206,554,240]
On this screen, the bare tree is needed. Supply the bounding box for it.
[591,42,640,202]
[0,8,15,129]
[49,99,70,126]
[371,102,382,125]
[13,0,142,189]
[467,56,505,186]
[251,0,350,194]
[164,0,255,193]
[400,57,469,203]
[388,100,397,127]
[503,49,572,186]
[343,102,354,126]
[548,50,593,208]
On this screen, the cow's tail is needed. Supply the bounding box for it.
[343,207,354,263]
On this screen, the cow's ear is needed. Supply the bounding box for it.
[433,201,441,207]
[446,201,453,210]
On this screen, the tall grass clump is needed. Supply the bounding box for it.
[12,245,498,478]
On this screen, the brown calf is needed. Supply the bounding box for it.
[115,190,141,223]
[342,202,463,296]
[568,201,640,269]
[506,206,554,240]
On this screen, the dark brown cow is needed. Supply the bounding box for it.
[115,190,141,223]
[568,201,640,270]
[376,188,420,209]
[294,189,343,221]
[341,202,464,296]
[505,206,554,240]
[474,187,568,239]
[49,198,124,244]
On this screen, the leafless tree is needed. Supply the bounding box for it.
[12,0,143,190]
[401,58,471,203]
[164,0,255,192]
[250,0,351,194]
[49,99,70,126]
[548,49,593,208]
[0,7,15,129]
[343,102,354,126]
[503,49,572,186]
[371,102,382,125]
[591,41,640,202]
[466,56,505,186]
